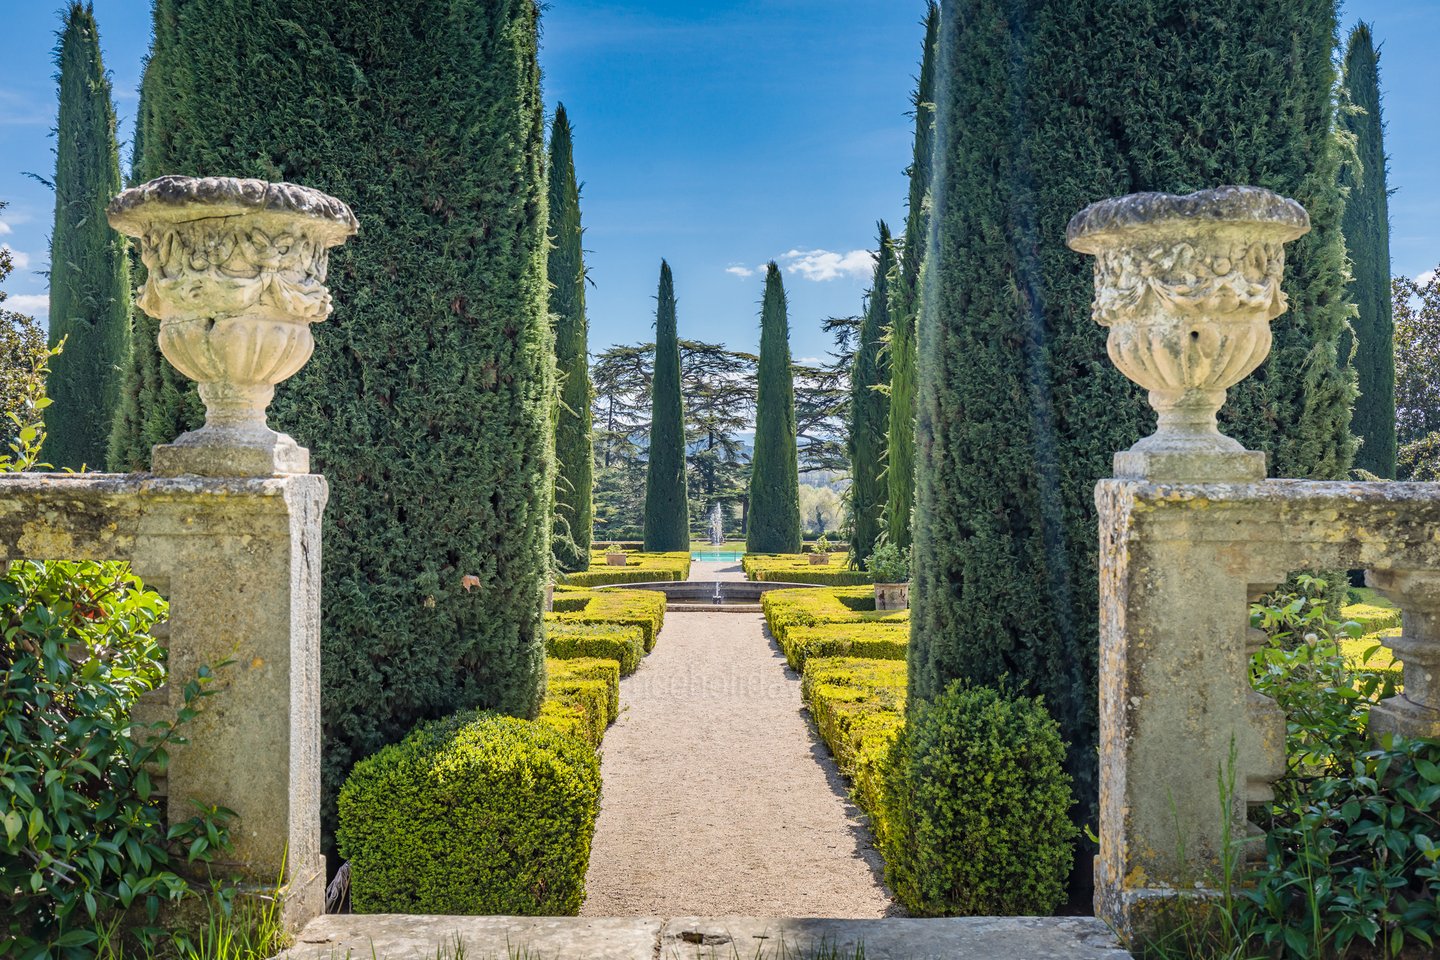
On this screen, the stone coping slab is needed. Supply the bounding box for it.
[279,915,1131,960]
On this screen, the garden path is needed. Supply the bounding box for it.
[580,562,892,916]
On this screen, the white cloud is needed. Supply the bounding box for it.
[1419,269,1437,286]
[725,265,754,278]
[795,356,822,365]
[6,293,48,315]
[2,246,29,269]
[779,248,875,282]
[0,221,11,235]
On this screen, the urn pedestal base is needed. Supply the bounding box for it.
[153,427,309,478]
[1114,449,1265,483]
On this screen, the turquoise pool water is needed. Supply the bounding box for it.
[691,550,744,562]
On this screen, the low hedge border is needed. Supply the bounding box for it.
[549,657,620,723]
[546,621,645,675]
[762,585,908,648]
[549,586,666,652]
[779,622,909,672]
[560,551,692,587]
[743,553,874,586]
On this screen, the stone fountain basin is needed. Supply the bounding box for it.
[597,580,816,611]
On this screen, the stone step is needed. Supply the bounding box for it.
[280,914,1132,960]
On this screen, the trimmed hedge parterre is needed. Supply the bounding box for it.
[762,586,907,650]
[561,551,691,587]
[779,622,909,673]
[549,586,666,652]
[545,621,646,676]
[743,554,874,587]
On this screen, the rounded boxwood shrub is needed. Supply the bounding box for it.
[879,681,1075,916]
[337,710,600,916]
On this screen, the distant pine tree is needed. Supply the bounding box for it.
[549,105,594,569]
[1340,22,1395,478]
[643,260,690,550]
[43,2,130,470]
[914,0,1355,888]
[848,223,893,566]
[747,264,801,554]
[885,3,939,551]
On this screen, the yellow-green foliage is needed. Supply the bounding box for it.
[550,657,619,723]
[1343,626,1403,689]
[548,586,666,651]
[743,553,874,586]
[561,551,691,587]
[780,622,909,672]
[546,621,645,675]
[337,711,600,916]
[537,658,619,750]
[1342,588,1402,634]
[762,586,908,648]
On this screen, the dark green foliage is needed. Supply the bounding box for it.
[130,0,554,849]
[747,264,801,554]
[43,3,130,470]
[643,261,689,550]
[848,223,893,566]
[886,3,939,551]
[337,711,600,916]
[549,105,594,571]
[1,235,49,437]
[879,682,1075,915]
[1340,23,1396,478]
[911,0,1356,873]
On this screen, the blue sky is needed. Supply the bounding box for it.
[1,1,1436,364]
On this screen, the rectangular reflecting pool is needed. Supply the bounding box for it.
[691,550,744,562]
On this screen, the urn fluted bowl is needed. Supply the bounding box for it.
[1066,186,1309,457]
[107,176,358,475]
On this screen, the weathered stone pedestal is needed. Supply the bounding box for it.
[0,473,328,930]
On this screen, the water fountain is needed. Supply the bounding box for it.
[708,501,724,545]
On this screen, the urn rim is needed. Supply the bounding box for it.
[1065,185,1309,255]
[106,175,358,246]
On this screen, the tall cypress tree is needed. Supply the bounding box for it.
[1340,23,1395,478]
[132,0,553,847]
[643,260,689,550]
[548,104,593,570]
[747,264,801,554]
[42,3,130,470]
[848,223,893,566]
[885,3,939,552]
[913,0,1355,874]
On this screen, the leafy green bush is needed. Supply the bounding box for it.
[864,534,910,585]
[743,554,874,586]
[761,586,907,648]
[548,657,619,724]
[337,711,600,916]
[878,682,1075,916]
[545,622,645,675]
[801,657,907,778]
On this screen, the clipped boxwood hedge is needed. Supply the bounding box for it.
[546,621,646,675]
[561,551,691,587]
[762,586,907,648]
[1341,589,1402,634]
[337,711,600,916]
[548,586,666,651]
[779,622,909,672]
[743,553,874,586]
[549,657,619,723]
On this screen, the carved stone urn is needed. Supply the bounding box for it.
[1066,186,1309,482]
[107,176,358,477]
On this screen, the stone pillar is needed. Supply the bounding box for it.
[1069,186,1310,937]
[1365,569,1440,739]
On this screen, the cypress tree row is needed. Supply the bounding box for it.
[747,264,801,554]
[913,0,1355,872]
[131,0,553,844]
[643,260,689,550]
[548,105,594,570]
[885,2,939,553]
[108,0,202,470]
[42,3,130,470]
[1340,23,1396,478]
[848,223,894,566]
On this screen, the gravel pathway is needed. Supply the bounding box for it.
[580,608,893,917]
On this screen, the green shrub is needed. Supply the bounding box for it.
[743,554,874,586]
[547,587,666,652]
[801,657,907,779]
[337,711,600,916]
[864,534,910,585]
[545,622,645,675]
[1340,589,1402,634]
[779,622,908,672]
[879,682,1075,916]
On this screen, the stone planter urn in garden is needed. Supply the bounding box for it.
[874,582,909,611]
[107,175,359,477]
[809,552,830,565]
[605,547,627,566]
[1065,185,1310,483]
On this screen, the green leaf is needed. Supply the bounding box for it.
[3,810,22,842]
